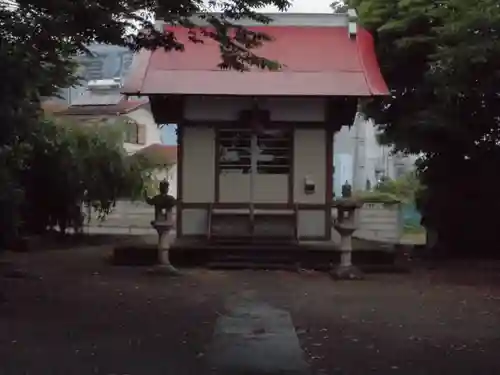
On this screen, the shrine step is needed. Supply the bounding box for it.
[169,239,404,271]
[207,261,299,271]
[207,259,409,273]
[207,247,334,271]
[208,236,297,245]
[208,253,299,271]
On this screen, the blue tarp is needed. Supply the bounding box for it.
[402,203,422,228]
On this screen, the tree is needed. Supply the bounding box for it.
[21,116,152,235]
[0,0,293,248]
[347,0,500,254]
[1,0,291,72]
[330,1,349,13]
[375,172,421,203]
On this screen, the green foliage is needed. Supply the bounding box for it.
[330,1,349,13]
[354,190,402,204]
[348,0,500,254]
[20,117,152,234]
[375,172,421,204]
[348,0,500,155]
[354,173,420,204]
[0,0,292,248]
[2,0,292,73]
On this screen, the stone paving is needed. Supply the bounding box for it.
[209,293,309,375]
[2,246,500,375]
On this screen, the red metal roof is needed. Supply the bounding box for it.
[133,144,177,166]
[123,25,388,97]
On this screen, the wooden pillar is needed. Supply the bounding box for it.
[149,94,185,238]
[176,123,184,237]
[325,125,334,240]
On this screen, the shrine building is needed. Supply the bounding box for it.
[123,11,389,245]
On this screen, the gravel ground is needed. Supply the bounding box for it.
[1,247,500,375]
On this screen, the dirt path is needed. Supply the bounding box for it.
[2,247,500,374]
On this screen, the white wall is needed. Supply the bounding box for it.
[184,96,326,122]
[294,129,327,204]
[182,126,216,202]
[166,164,178,199]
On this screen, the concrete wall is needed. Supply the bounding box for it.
[354,202,402,243]
[84,200,402,245]
[83,200,176,235]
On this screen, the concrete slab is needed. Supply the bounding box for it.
[208,296,309,375]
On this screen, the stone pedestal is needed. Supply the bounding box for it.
[148,220,179,276]
[331,198,364,280]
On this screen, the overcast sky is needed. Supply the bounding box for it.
[261,0,333,13]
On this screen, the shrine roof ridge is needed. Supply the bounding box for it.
[155,10,357,29]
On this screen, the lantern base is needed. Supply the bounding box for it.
[330,265,364,280]
[146,263,181,277]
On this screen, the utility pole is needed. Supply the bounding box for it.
[352,108,366,191]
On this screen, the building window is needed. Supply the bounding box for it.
[123,120,146,145]
[218,128,291,175]
[124,121,139,144]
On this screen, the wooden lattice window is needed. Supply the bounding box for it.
[219,128,252,174]
[218,128,291,175]
[256,129,292,174]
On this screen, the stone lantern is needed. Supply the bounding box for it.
[144,181,179,275]
[331,198,364,280]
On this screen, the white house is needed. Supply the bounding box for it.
[48,79,161,154]
[43,43,163,156]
